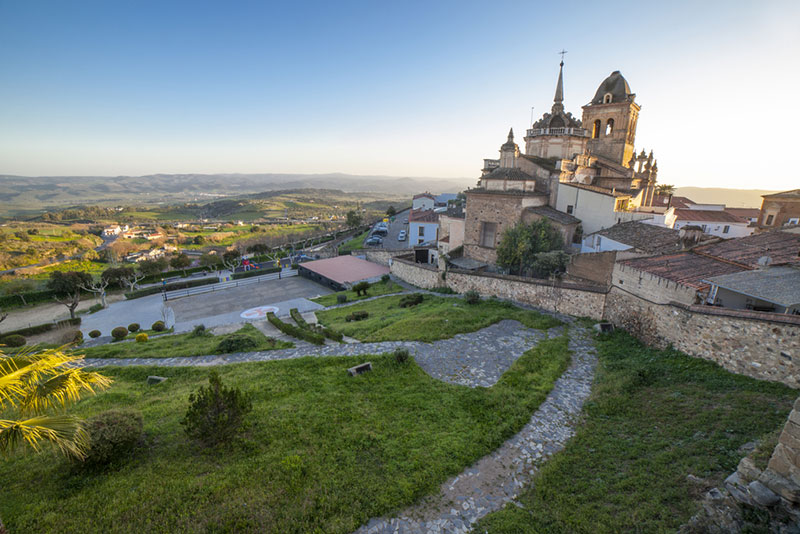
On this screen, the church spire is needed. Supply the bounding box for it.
[552,60,565,114]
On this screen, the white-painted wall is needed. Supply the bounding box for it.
[556,183,654,235]
[408,221,438,246]
[412,197,435,211]
[580,234,633,253]
[673,219,753,238]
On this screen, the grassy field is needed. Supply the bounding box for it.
[310,279,402,307]
[76,324,292,359]
[475,330,797,533]
[0,224,102,271]
[337,229,369,254]
[0,337,571,533]
[316,294,561,342]
[180,223,324,250]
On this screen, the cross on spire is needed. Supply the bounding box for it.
[558,49,567,66]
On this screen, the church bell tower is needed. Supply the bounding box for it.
[582,71,640,167]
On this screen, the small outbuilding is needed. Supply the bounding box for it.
[298,256,390,290]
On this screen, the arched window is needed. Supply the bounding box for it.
[592,119,601,139]
[603,93,613,104]
[606,118,614,136]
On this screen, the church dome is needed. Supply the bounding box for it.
[590,71,633,104]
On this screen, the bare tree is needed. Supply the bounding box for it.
[121,270,146,292]
[80,277,110,308]
[220,249,242,271]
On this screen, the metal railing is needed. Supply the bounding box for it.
[163,269,299,301]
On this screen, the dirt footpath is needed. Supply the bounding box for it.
[2,294,125,332]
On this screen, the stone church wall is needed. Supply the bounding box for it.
[390,256,443,289]
[350,248,409,266]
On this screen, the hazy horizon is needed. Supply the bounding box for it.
[1,0,798,190]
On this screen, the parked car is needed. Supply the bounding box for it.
[397,230,406,241]
[365,236,383,246]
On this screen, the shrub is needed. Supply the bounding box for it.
[430,287,456,294]
[73,330,84,344]
[381,274,390,283]
[127,323,140,333]
[399,293,424,308]
[82,409,143,468]
[336,294,348,304]
[88,330,102,338]
[353,281,370,297]
[2,334,26,347]
[267,312,325,345]
[394,348,410,364]
[181,370,252,447]
[464,290,481,305]
[345,310,369,322]
[151,320,166,332]
[291,263,299,270]
[88,303,103,314]
[191,324,208,337]
[111,327,128,341]
[135,333,149,343]
[216,333,259,353]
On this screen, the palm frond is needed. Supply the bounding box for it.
[0,415,89,459]
[20,368,112,415]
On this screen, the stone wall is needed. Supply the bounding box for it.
[390,256,443,289]
[612,261,697,305]
[567,250,617,287]
[604,287,800,388]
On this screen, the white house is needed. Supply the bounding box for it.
[408,209,439,246]
[672,205,753,238]
[581,220,683,257]
[412,193,436,211]
[102,224,129,236]
[555,182,654,235]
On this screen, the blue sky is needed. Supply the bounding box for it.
[1,0,798,190]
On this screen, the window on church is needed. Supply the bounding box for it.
[766,215,774,225]
[592,120,601,139]
[723,225,730,234]
[603,93,613,104]
[480,222,497,248]
[606,119,614,136]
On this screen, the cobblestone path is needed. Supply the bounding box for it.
[82,320,554,389]
[353,325,597,534]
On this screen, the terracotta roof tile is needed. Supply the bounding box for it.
[408,209,439,223]
[694,230,800,267]
[673,209,744,223]
[620,252,748,290]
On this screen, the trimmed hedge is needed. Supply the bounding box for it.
[151,321,166,332]
[1,334,26,347]
[89,330,102,338]
[124,277,219,299]
[135,333,148,343]
[0,317,80,339]
[289,308,343,342]
[231,266,281,280]
[82,409,143,468]
[111,327,128,341]
[139,266,211,285]
[0,288,92,308]
[267,312,325,345]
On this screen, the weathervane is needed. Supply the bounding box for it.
[558,49,567,65]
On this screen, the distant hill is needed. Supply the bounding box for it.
[674,187,779,208]
[0,173,472,218]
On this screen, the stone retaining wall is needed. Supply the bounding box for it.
[604,287,800,388]
[388,256,800,388]
[445,269,607,319]
[390,257,443,289]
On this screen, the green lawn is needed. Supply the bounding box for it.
[316,294,561,342]
[76,324,293,359]
[475,330,797,533]
[310,279,403,307]
[0,337,571,533]
[337,229,369,254]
